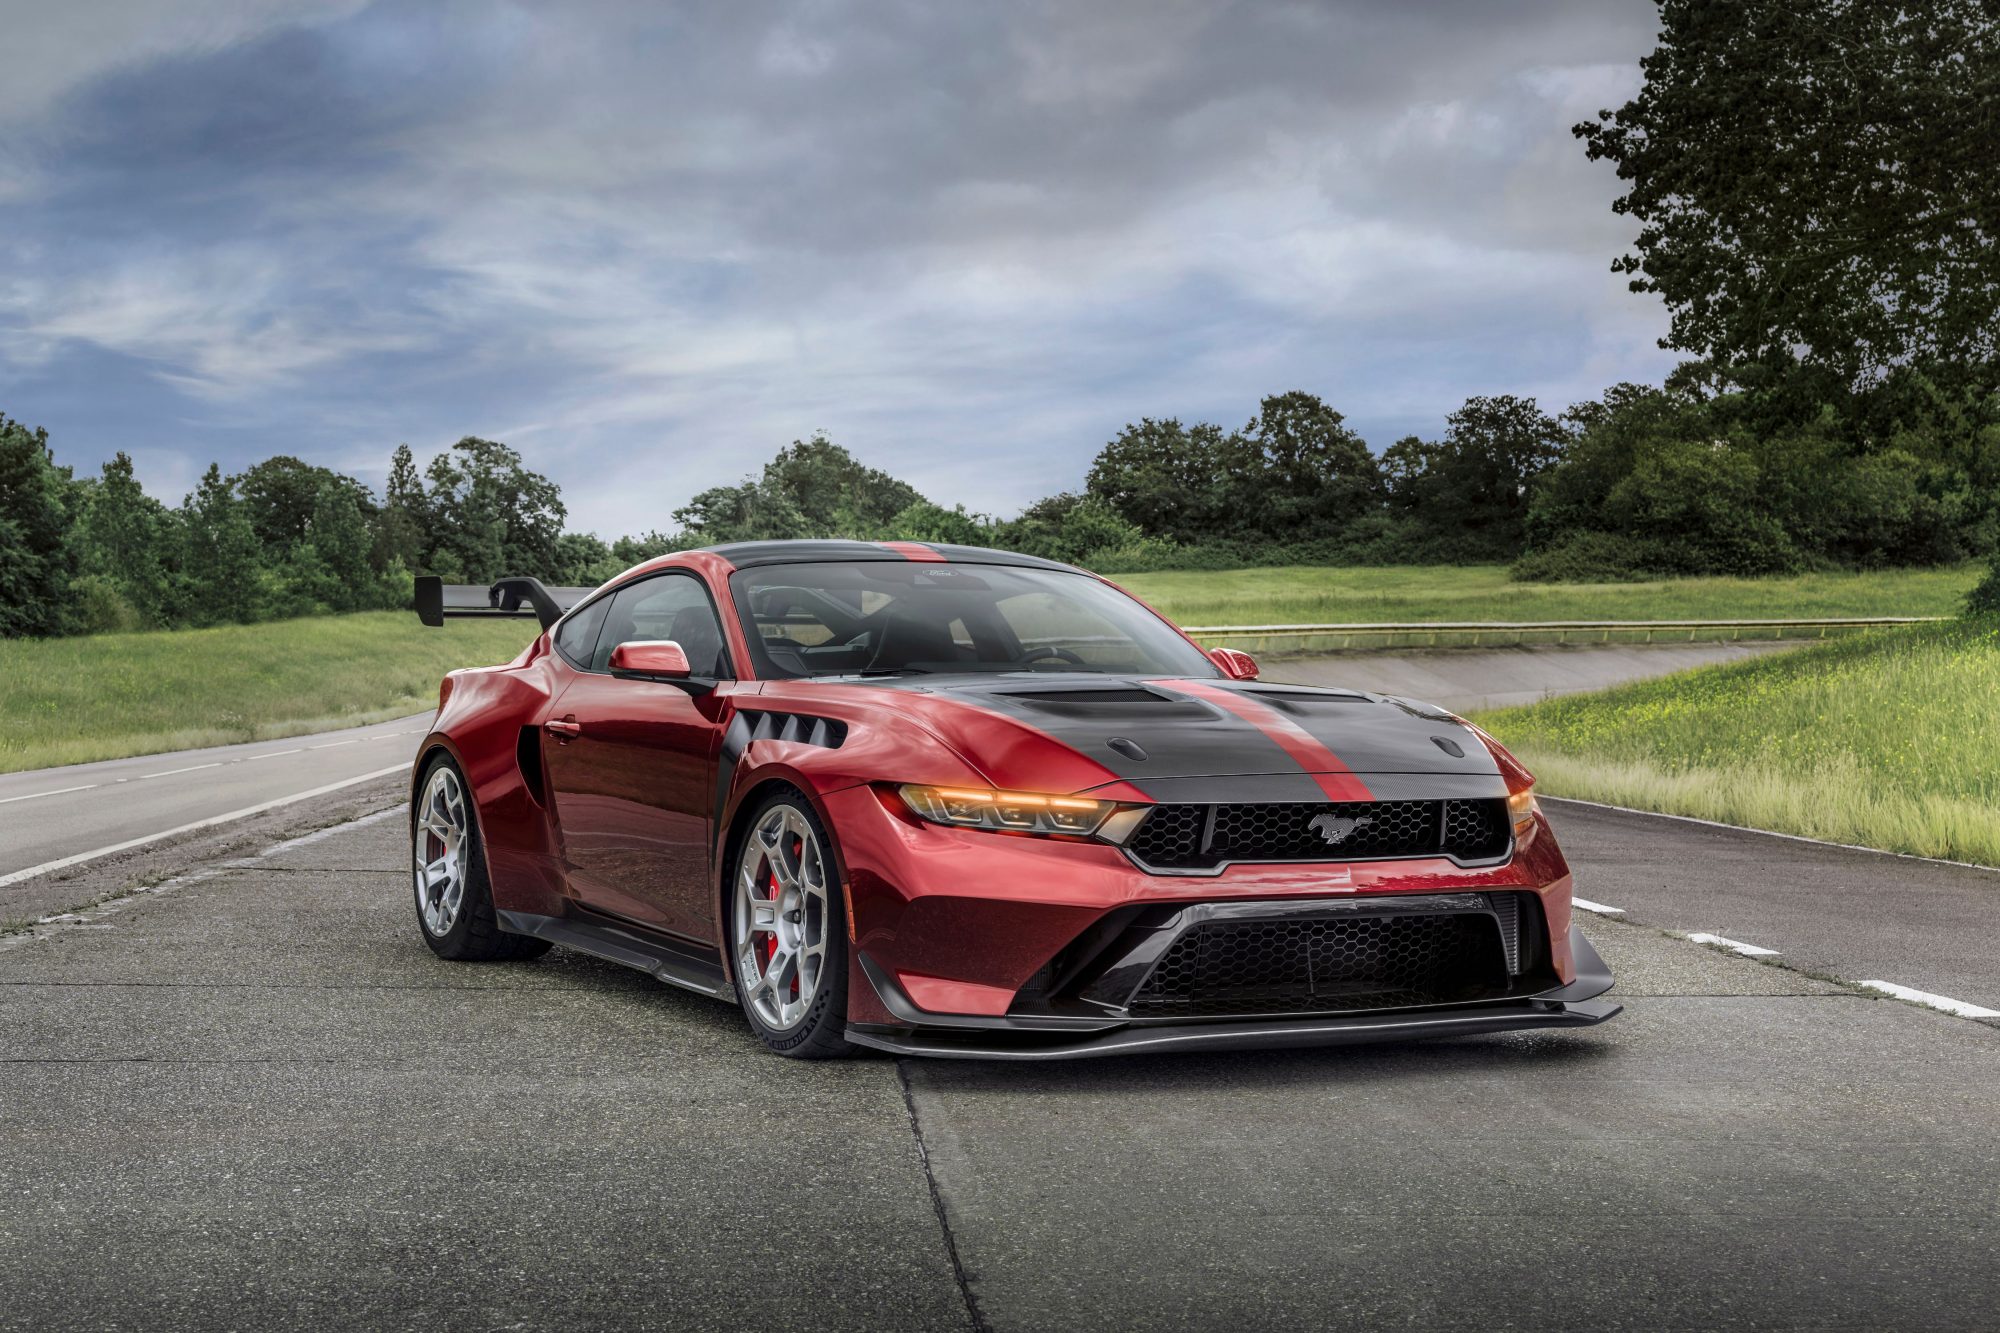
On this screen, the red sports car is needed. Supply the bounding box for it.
[410,541,1617,1059]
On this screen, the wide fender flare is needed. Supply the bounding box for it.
[708,759,862,982]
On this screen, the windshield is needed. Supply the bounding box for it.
[727,561,1219,680]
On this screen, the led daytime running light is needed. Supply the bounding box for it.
[898,784,1114,836]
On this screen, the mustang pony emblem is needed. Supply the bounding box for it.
[1308,812,1373,846]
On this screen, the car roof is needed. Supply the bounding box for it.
[701,539,1079,572]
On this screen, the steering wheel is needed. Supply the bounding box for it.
[1019,646,1087,667]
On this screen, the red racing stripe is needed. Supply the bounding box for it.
[1152,679,1375,802]
[878,541,947,562]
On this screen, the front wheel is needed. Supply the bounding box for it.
[729,791,853,1058]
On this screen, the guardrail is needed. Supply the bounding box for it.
[1179,617,1945,654]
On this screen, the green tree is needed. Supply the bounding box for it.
[422,437,566,582]
[610,530,685,567]
[884,501,990,547]
[553,531,619,586]
[673,476,812,543]
[179,464,263,625]
[763,434,924,534]
[300,482,378,610]
[1386,396,1568,559]
[0,415,78,638]
[236,456,375,561]
[1225,392,1382,541]
[373,443,428,575]
[1084,418,1229,543]
[673,436,928,543]
[998,492,1150,565]
[1577,1,2000,393]
[76,453,175,626]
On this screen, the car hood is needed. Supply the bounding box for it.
[823,674,1508,803]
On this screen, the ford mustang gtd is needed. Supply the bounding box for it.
[410,541,1617,1059]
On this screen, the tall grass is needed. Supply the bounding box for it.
[1118,564,1979,628]
[1477,620,2000,866]
[0,613,539,773]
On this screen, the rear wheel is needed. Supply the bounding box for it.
[412,753,549,962]
[730,791,853,1058]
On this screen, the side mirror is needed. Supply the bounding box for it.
[1208,647,1259,680]
[609,640,691,679]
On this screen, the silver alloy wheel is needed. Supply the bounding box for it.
[414,765,471,937]
[734,804,831,1032]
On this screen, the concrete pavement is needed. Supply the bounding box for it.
[3,804,1998,1330]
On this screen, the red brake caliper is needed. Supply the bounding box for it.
[762,856,780,970]
[786,835,802,998]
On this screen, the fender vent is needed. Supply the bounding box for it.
[516,725,546,805]
[739,711,847,750]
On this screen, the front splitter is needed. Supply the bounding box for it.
[845,996,1620,1061]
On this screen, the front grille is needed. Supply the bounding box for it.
[1127,798,1509,870]
[1127,908,1511,1017]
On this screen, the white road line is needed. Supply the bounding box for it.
[0,763,410,889]
[241,747,304,762]
[135,762,222,781]
[309,739,362,749]
[1572,897,1625,916]
[1686,932,1780,958]
[0,784,99,805]
[1858,981,2000,1020]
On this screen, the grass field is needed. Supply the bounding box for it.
[1118,563,1979,627]
[1476,619,2000,867]
[0,613,539,774]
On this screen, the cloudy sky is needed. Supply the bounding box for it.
[0,0,1671,538]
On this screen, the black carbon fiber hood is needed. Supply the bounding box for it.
[870,674,1505,803]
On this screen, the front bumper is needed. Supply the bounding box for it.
[827,783,1617,1060]
[845,923,1620,1061]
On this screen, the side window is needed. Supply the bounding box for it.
[593,574,731,677]
[552,595,612,669]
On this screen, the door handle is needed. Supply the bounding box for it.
[545,717,582,739]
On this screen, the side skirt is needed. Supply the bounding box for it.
[497,909,734,1001]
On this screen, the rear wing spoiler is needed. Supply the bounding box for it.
[414,575,594,632]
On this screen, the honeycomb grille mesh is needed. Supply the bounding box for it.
[1128,798,1510,870]
[1128,911,1509,1017]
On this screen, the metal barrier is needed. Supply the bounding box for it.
[1178,617,1944,654]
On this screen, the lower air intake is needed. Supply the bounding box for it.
[1127,911,1511,1017]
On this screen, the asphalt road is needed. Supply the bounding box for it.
[3,802,1996,1330]
[1550,797,2000,1018]
[0,714,431,892]
[0,640,1788,895]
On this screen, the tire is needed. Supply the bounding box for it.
[412,752,551,962]
[728,790,854,1058]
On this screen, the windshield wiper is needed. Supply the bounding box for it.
[842,666,932,677]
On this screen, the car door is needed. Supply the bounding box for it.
[540,571,736,942]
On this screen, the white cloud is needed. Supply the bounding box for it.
[0,0,366,123]
[0,0,1674,534]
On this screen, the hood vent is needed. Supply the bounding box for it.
[998,687,1211,718]
[1001,688,1167,705]
[1239,690,1375,716]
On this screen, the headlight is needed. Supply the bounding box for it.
[897,784,1117,836]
